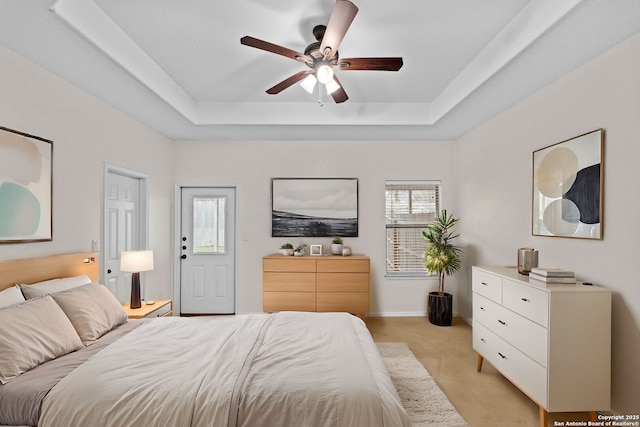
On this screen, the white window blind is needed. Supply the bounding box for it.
[385,181,441,277]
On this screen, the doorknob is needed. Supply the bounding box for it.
[181,254,187,259]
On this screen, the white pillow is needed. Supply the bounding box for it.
[51,283,128,346]
[0,285,26,308]
[20,274,92,299]
[0,295,84,384]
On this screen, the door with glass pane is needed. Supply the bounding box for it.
[180,187,235,314]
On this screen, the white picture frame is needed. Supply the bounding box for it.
[309,244,322,256]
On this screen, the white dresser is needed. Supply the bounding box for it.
[472,266,611,427]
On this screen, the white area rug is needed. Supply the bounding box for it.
[377,342,469,427]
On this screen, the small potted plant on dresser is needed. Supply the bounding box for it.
[423,209,462,326]
[279,243,294,256]
[331,237,344,255]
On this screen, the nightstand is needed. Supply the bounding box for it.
[123,299,172,319]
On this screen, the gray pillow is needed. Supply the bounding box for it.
[0,295,83,384]
[51,283,128,346]
[20,274,92,299]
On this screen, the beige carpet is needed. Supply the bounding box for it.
[377,342,469,427]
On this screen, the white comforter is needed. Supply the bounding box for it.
[39,312,410,427]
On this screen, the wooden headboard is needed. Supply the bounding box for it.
[0,252,99,291]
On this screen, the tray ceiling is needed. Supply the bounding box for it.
[1,0,640,140]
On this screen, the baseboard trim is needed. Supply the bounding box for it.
[367,311,426,317]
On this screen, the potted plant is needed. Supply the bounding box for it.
[279,242,294,256]
[423,209,462,326]
[331,237,343,255]
[294,243,307,256]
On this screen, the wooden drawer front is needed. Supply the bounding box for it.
[317,293,369,314]
[503,279,549,327]
[263,292,316,312]
[263,258,316,272]
[317,273,369,293]
[472,269,503,304]
[473,322,548,407]
[474,293,548,367]
[317,258,369,273]
[263,272,316,292]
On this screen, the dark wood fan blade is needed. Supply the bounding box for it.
[266,70,311,94]
[320,0,359,59]
[330,75,348,103]
[241,36,309,63]
[338,57,404,71]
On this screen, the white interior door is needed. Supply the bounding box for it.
[105,172,140,302]
[180,187,236,314]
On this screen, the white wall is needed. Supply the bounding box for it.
[455,32,640,416]
[0,44,175,300]
[172,140,458,316]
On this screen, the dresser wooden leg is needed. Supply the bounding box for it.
[588,411,597,422]
[539,406,548,427]
[476,354,484,372]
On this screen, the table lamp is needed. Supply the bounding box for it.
[120,250,154,309]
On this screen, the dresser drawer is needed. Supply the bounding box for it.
[473,322,548,407]
[503,279,549,327]
[263,258,316,272]
[472,268,502,303]
[263,292,316,312]
[263,272,316,292]
[317,258,369,273]
[474,293,548,367]
[317,293,369,314]
[317,273,369,292]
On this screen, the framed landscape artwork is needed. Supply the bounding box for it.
[271,178,358,237]
[532,129,603,239]
[0,126,53,243]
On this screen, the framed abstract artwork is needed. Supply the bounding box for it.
[0,126,53,243]
[271,178,358,237]
[532,129,603,239]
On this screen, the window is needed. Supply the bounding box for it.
[192,196,226,254]
[385,181,440,277]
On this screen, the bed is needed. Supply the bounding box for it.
[0,253,410,427]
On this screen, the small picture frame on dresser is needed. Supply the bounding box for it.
[309,244,322,256]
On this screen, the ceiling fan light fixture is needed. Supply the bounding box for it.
[316,64,334,84]
[300,74,317,94]
[324,79,340,95]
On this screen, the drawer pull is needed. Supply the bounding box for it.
[480,338,486,343]
[497,319,506,326]
[498,352,506,359]
[480,306,485,311]
[481,282,488,286]
[521,298,530,302]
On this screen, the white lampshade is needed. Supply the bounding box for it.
[300,74,317,94]
[324,79,340,95]
[120,250,154,272]
[316,64,334,84]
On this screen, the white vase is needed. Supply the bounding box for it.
[331,244,343,255]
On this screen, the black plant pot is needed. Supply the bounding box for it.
[427,291,453,326]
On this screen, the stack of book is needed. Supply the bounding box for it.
[529,267,576,284]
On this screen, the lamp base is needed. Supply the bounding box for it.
[130,272,141,309]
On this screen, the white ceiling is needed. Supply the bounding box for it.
[1,0,640,141]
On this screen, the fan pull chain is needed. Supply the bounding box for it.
[317,82,324,107]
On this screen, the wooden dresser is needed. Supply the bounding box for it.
[263,254,370,320]
[472,266,611,427]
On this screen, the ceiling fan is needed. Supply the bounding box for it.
[240,0,403,104]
